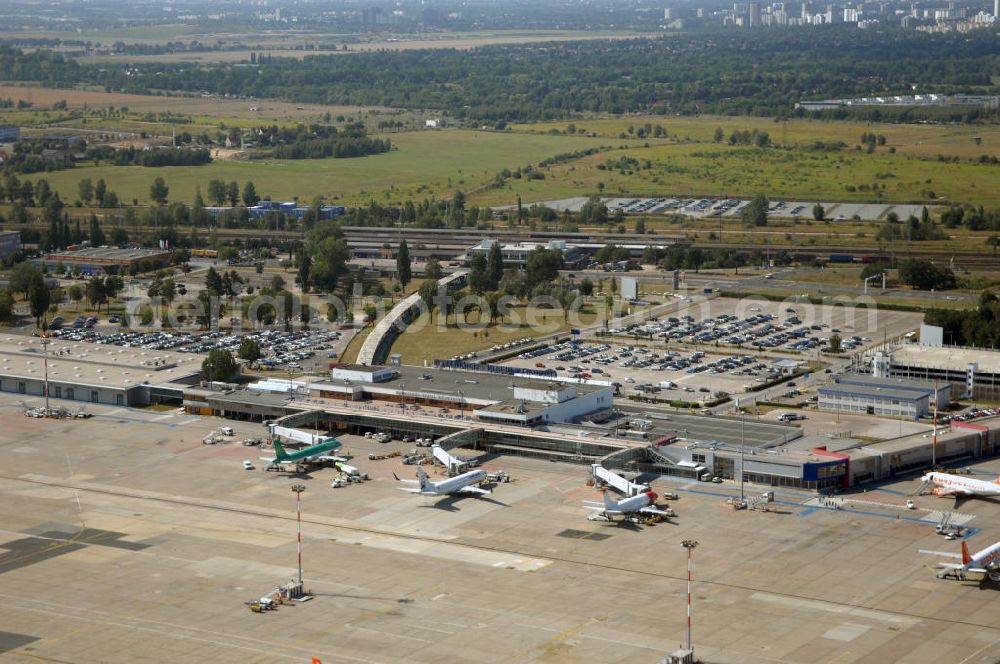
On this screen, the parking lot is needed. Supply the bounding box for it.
[610,297,922,353]
[506,340,793,400]
[501,298,922,402]
[538,196,926,221]
[45,327,347,371]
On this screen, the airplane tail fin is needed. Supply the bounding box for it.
[603,490,615,509]
[961,540,972,565]
[417,467,430,490]
[272,439,287,460]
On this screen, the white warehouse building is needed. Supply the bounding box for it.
[818,375,946,419]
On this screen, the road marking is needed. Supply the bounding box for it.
[750,592,913,625]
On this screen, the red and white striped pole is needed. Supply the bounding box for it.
[292,484,306,586]
[682,539,698,652]
[932,379,938,469]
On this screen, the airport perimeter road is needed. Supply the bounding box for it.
[2,393,1000,663]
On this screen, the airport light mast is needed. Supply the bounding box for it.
[932,379,938,468]
[41,335,51,415]
[738,398,745,504]
[681,539,699,654]
[291,484,306,585]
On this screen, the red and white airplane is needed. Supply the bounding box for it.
[584,489,673,522]
[915,471,1000,506]
[920,539,1000,581]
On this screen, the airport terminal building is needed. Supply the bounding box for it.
[0,333,204,406]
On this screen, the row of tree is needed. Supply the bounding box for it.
[4,29,997,121]
[924,292,1000,349]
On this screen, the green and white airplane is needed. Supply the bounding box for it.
[261,438,344,468]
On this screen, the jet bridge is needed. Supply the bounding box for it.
[591,463,649,497]
[270,425,332,446]
[267,410,331,445]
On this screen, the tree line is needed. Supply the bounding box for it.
[2,29,998,121]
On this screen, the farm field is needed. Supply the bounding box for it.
[0,82,382,124]
[5,83,1000,214]
[22,130,623,206]
[2,27,653,50]
[74,31,659,64]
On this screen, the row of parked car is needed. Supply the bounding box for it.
[621,310,871,355]
[48,328,340,368]
[938,408,999,425]
[48,315,100,332]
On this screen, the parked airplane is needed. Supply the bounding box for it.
[260,438,344,469]
[920,540,1000,581]
[392,467,490,496]
[914,471,1000,505]
[584,489,673,522]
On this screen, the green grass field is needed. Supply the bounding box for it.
[512,115,1000,160]
[470,141,1000,208]
[25,130,625,206]
[389,303,601,365]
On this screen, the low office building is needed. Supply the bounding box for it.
[0,125,20,143]
[205,201,345,222]
[818,374,945,419]
[0,230,22,260]
[474,381,613,426]
[312,363,614,427]
[0,333,204,406]
[465,239,588,269]
[40,247,172,275]
[873,346,1000,401]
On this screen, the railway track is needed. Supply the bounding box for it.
[7,222,997,268]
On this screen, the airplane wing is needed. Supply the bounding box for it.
[639,506,672,516]
[397,487,424,494]
[308,455,346,463]
[583,505,623,514]
[918,549,962,559]
[458,485,491,495]
[392,473,420,485]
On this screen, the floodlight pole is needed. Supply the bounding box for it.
[291,484,306,585]
[740,407,746,503]
[682,539,699,653]
[41,336,51,415]
[932,379,938,468]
